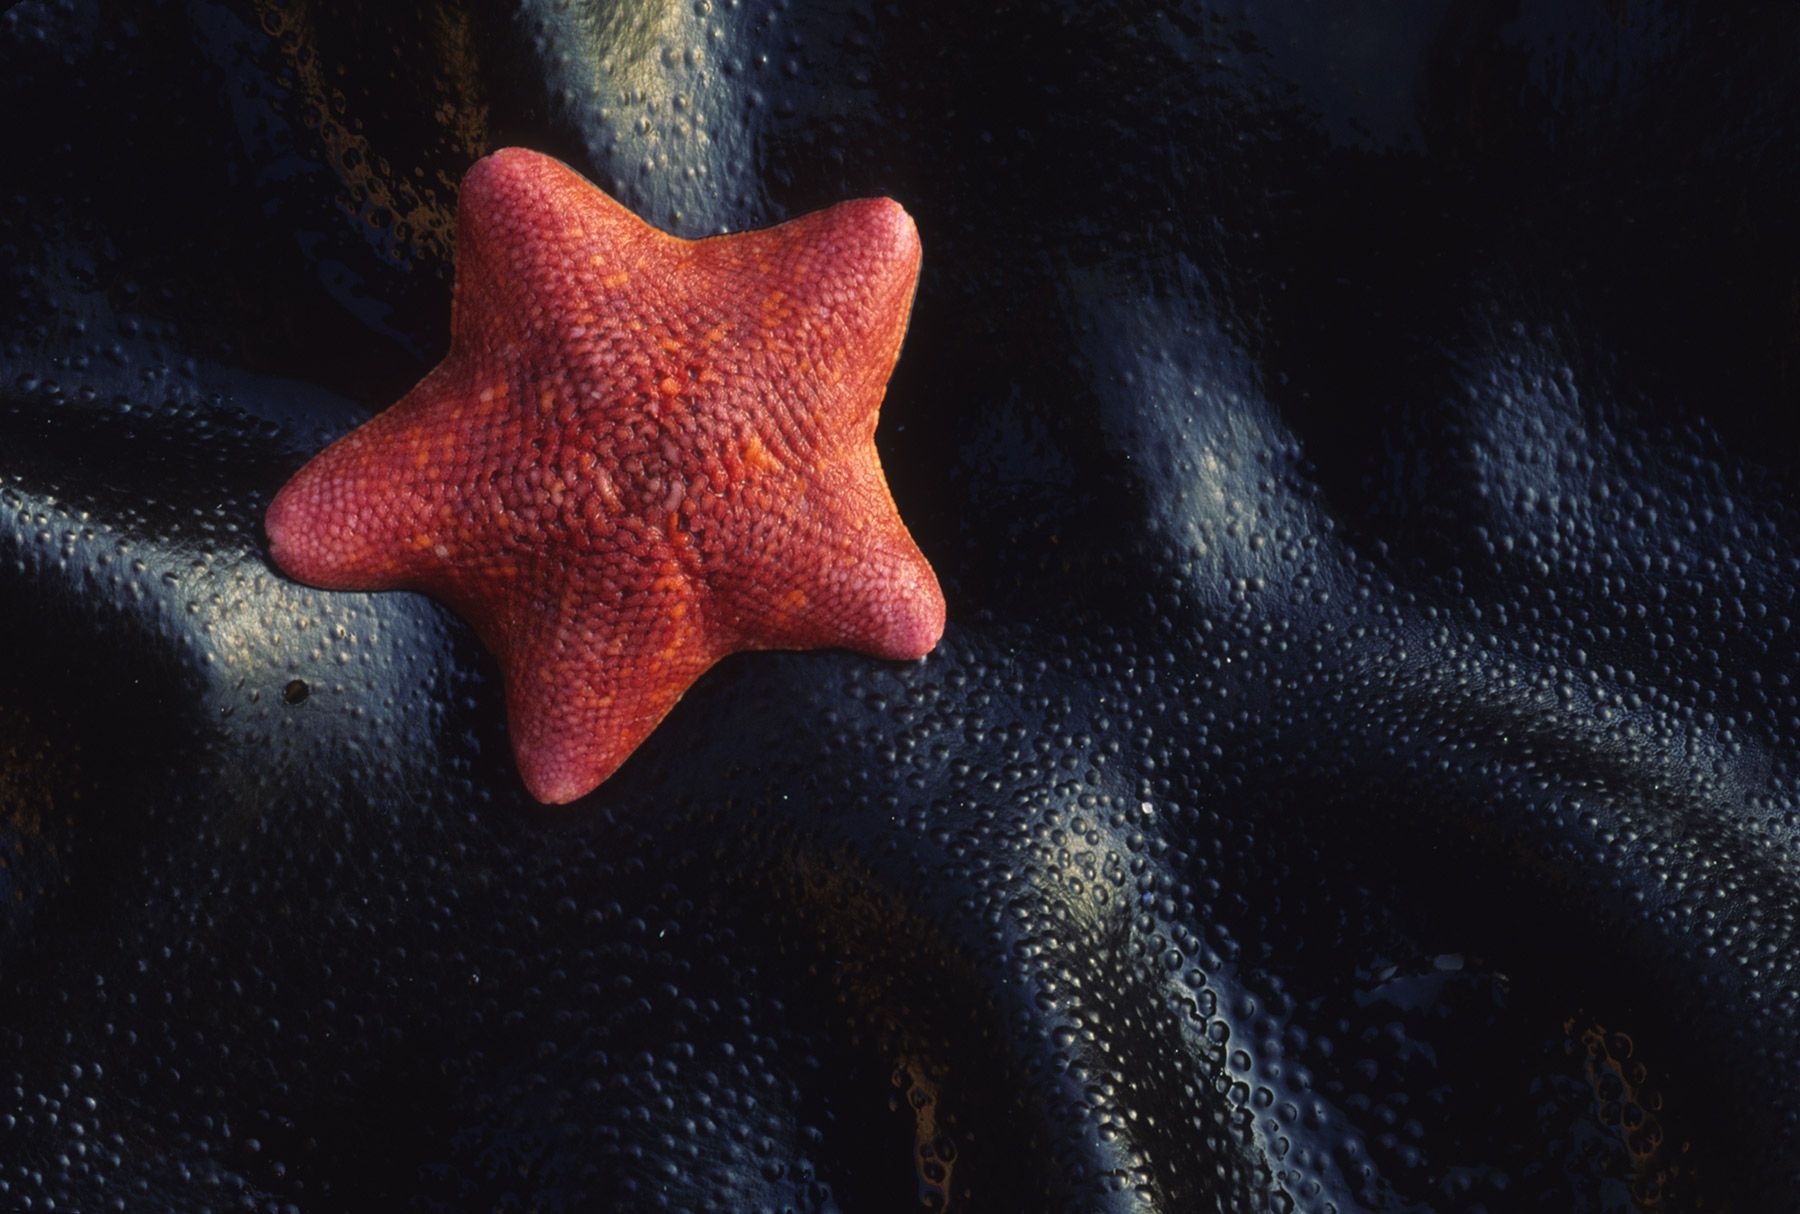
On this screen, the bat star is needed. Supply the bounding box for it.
[266,148,945,803]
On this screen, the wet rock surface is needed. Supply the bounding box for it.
[3,2,1798,1210]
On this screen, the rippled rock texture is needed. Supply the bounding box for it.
[4,2,1799,1210]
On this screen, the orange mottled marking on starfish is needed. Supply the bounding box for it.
[265,147,944,804]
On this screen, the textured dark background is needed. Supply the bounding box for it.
[4,1,1800,1210]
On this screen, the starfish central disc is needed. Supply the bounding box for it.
[266,148,945,803]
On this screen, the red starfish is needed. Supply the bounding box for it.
[266,148,944,804]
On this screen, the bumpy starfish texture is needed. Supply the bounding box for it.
[266,148,944,803]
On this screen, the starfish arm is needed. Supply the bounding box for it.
[696,196,922,440]
[713,453,945,661]
[451,148,673,359]
[265,365,465,591]
[493,568,718,805]
[772,515,944,661]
